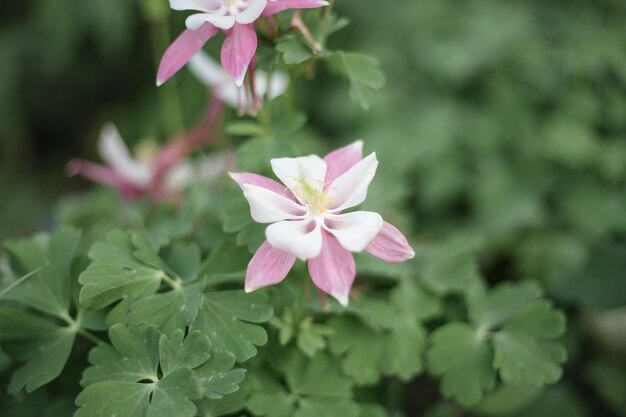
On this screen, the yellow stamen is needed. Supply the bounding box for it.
[293,177,333,215]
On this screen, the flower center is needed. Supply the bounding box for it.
[293,177,333,215]
[222,0,253,14]
[134,141,158,164]
[223,0,238,11]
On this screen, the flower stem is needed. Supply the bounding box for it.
[150,16,185,137]
[291,11,322,54]
[318,0,335,49]
[295,274,309,321]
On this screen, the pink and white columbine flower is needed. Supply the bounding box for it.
[188,50,288,114]
[68,124,228,201]
[230,141,415,306]
[157,0,328,87]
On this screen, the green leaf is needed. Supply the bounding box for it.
[0,227,84,393]
[390,278,443,321]
[467,280,543,329]
[78,230,164,309]
[328,315,425,385]
[551,244,626,309]
[426,323,496,406]
[418,235,481,295]
[327,52,385,110]
[476,383,543,416]
[427,280,567,405]
[276,35,313,65]
[226,121,265,137]
[165,242,202,283]
[248,351,358,417]
[0,267,42,298]
[191,291,273,362]
[79,230,206,331]
[199,240,250,286]
[493,300,567,386]
[77,325,219,417]
[296,317,333,357]
[269,111,308,137]
[195,351,246,399]
[4,227,81,318]
[128,279,206,333]
[0,307,76,394]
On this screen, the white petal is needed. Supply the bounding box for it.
[170,0,223,12]
[253,70,289,99]
[324,211,383,252]
[266,218,323,260]
[163,161,195,190]
[186,13,235,30]
[271,155,327,199]
[215,84,246,109]
[327,152,378,211]
[188,50,230,87]
[242,184,306,223]
[235,0,267,24]
[98,124,152,187]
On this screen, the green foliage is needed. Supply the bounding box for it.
[325,52,386,110]
[192,291,273,362]
[276,35,313,65]
[247,350,359,417]
[0,227,83,393]
[427,280,567,406]
[76,325,240,417]
[79,230,206,331]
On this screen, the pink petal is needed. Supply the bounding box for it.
[307,230,355,306]
[157,23,219,87]
[245,240,296,292]
[67,160,143,200]
[230,172,297,201]
[262,0,329,16]
[365,221,415,264]
[323,140,363,188]
[221,23,257,87]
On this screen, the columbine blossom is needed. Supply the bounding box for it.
[157,0,328,87]
[68,124,229,201]
[230,141,415,305]
[188,50,288,114]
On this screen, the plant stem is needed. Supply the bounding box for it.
[318,0,335,48]
[150,18,185,137]
[295,274,309,321]
[78,328,105,345]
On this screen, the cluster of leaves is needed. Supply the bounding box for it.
[0,224,273,416]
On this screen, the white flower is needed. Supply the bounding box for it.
[231,142,415,306]
[170,0,268,30]
[188,50,288,112]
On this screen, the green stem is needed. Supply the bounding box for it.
[78,328,105,345]
[150,18,185,137]
[295,274,309,321]
[318,0,335,49]
[161,272,182,290]
[60,313,105,345]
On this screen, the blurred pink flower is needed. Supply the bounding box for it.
[68,123,229,201]
[157,0,328,87]
[231,141,415,306]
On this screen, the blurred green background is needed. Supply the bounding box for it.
[0,0,625,415]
